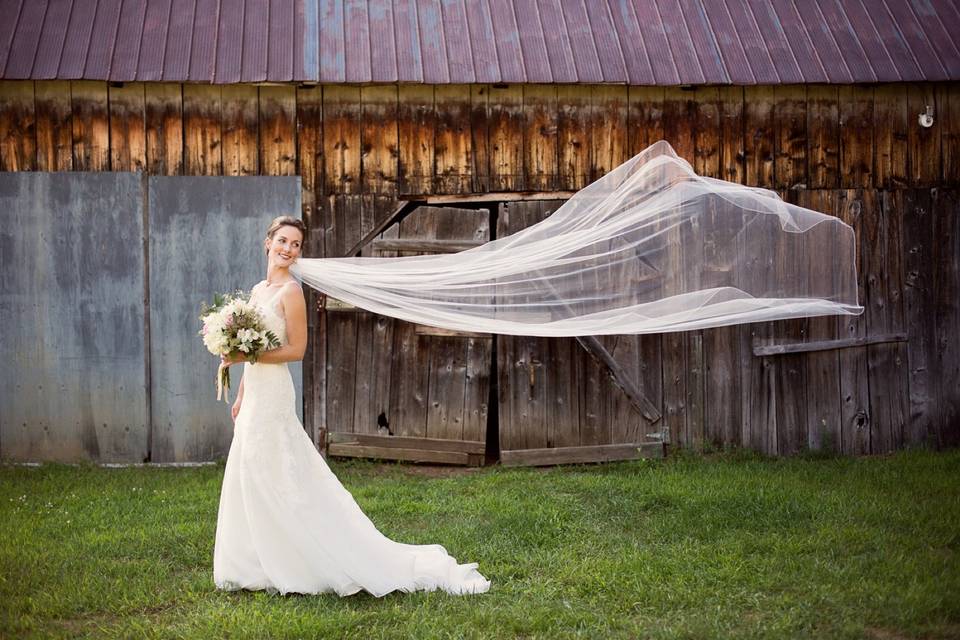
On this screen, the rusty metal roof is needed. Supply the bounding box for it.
[2,0,958,84]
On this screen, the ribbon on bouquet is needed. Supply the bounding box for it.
[216,361,230,403]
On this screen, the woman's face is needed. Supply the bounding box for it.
[265,226,303,268]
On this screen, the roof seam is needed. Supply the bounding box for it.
[507,0,527,81]
[742,0,780,83]
[131,0,149,81]
[903,0,949,78]
[2,0,25,77]
[674,0,707,84]
[787,0,829,83]
[528,0,551,82]
[854,0,901,82]
[55,0,76,77]
[834,0,878,82]
[158,0,176,81]
[690,0,729,84]
[601,0,629,84]
[577,0,605,82]
[762,0,804,83]
[810,1,853,82]
[28,0,51,78]
[650,0,681,84]
[878,0,924,82]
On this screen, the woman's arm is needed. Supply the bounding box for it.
[255,284,307,364]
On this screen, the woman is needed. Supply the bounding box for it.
[213,215,491,597]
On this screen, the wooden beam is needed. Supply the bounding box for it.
[328,444,471,465]
[414,325,492,338]
[399,191,575,204]
[500,442,664,467]
[752,332,908,357]
[342,199,418,257]
[326,431,486,454]
[577,335,662,423]
[370,238,483,253]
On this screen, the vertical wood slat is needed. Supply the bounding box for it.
[182,84,222,175]
[718,85,744,184]
[933,188,960,447]
[296,85,323,444]
[807,85,839,189]
[144,84,183,176]
[942,83,960,186]
[470,84,490,193]
[0,81,36,171]
[259,86,296,176]
[434,85,473,194]
[109,82,147,172]
[801,190,842,452]
[874,84,909,189]
[907,82,941,188]
[838,189,872,454]
[839,85,873,188]
[591,85,628,180]
[221,85,259,176]
[744,85,775,188]
[902,188,938,446]
[488,84,524,191]
[360,84,398,195]
[398,84,435,195]
[523,84,558,190]
[693,85,720,179]
[774,85,807,190]
[35,81,73,171]
[72,81,110,171]
[627,86,665,157]
[864,191,909,453]
[323,85,361,194]
[557,85,591,190]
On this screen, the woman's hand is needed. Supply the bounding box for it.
[220,352,249,366]
[231,397,242,422]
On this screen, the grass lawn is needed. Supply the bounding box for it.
[1,449,958,639]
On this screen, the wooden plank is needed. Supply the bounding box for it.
[323,84,361,194]
[328,444,470,465]
[462,335,491,444]
[523,84,558,190]
[901,188,938,447]
[839,85,874,188]
[470,84,491,193]
[718,85,745,186]
[774,85,807,190]
[744,85,775,188]
[370,238,482,253]
[500,442,664,467]
[806,84,839,189]
[71,81,110,171]
[874,84,909,189]
[182,84,221,175]
[327,431,485,453]
[360,84,399,195]
[108,82,146,172]
[662,86,696,165]
[693,85,720,179]
[259,85,296,176]
[414,325,491,338]
[838,188,871,454]
[907,82,941,188]
[408,191,576,204]
[35,81,73,171]
[144,83,183,176]
[488,84,524,191]
[942,83,960,186]
[753,333,908,356]
[0,80,36,171]
[627,86,665,157]
[933,188,959,447]
[591,85,628,180]
[557,85,592,190]
[221,84,258,176]
[865,190,909,453]
[398,84,435,195]
[434,84,473,194]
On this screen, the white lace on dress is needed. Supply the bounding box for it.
[213,281,491,597]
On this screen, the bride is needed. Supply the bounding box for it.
[213,215,491,597]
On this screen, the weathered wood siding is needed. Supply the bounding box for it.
[1,80,958,457]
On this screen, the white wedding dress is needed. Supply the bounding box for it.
[213,282,491,597]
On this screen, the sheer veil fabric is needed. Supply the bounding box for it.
[291,140,862,336]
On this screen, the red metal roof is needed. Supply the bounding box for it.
[2,0,958,84]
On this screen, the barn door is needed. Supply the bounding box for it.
[323,205,492,465]
[496,200,665,466]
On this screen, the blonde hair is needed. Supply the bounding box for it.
[265,216,306,256]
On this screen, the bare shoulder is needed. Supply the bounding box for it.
[279,280,306,309]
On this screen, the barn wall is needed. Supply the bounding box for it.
[0,80,957,456]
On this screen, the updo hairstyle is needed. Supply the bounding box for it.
[264,216,307,256]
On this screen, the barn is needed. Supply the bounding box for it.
[0,0,958,465]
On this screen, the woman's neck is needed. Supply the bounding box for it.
[265,265,293,285]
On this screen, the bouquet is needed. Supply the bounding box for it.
[198,290,280,403]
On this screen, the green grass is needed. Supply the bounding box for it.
[1,449,958,639]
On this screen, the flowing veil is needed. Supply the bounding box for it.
[291,140,862,336]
